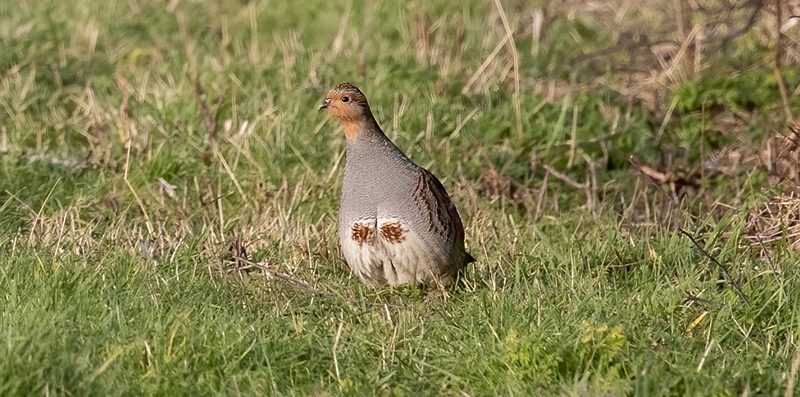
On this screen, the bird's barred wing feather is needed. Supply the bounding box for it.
[413,168,466,252]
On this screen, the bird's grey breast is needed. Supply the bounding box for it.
[339,138,419,224]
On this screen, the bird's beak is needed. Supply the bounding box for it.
[319,98,331,111]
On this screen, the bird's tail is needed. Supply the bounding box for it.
[464,252,476,264]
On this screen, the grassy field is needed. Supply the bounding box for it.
[2,0,800,395]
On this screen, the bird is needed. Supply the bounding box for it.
[320,82,474,287]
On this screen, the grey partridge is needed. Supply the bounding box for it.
[321,82,474,286]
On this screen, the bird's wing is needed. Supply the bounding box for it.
[412,168,466,250]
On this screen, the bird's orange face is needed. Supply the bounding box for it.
[320,83,370,139]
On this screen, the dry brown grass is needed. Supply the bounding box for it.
[747,123,800,251]
[512,0,800,113]
[747,190,800,251]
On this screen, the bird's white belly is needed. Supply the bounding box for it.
[340,217,440,285]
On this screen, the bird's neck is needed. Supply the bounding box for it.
[344,113,383,142]
[344,114,409,166]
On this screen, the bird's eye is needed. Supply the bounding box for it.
[341,96,350,103]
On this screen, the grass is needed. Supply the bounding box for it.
[2,0,800,395]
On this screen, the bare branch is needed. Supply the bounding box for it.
[679,228,748,304]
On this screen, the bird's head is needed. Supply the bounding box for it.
[320,83,372,138]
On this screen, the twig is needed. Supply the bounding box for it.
[229,258,412,313]
[701,0,761,43]
[678,228,748,304]
[543,164,585,190]
[774,0,794,121]
[685,293,725,307]
[571,38,651,64]
[332,320,344,386]
[753,232,782,287]
[674,0,689,43]
[231,256,332,299]
[199,191,234,208]
[628,154,700,199]
[572,1,762,65]
[535,172,549,218]
[194,79,225,140]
